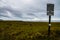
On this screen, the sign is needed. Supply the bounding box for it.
[47,3,54,40]
[47,4,54,16]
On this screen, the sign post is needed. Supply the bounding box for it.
[47,4,54,40]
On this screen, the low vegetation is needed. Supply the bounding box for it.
[0,21,60,40]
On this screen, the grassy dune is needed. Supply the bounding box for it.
[0,21,60,40]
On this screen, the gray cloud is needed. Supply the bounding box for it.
[0,0,60,21]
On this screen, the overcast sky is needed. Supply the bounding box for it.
[0,0,60,22]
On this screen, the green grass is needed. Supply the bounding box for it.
[0,21,60,40]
